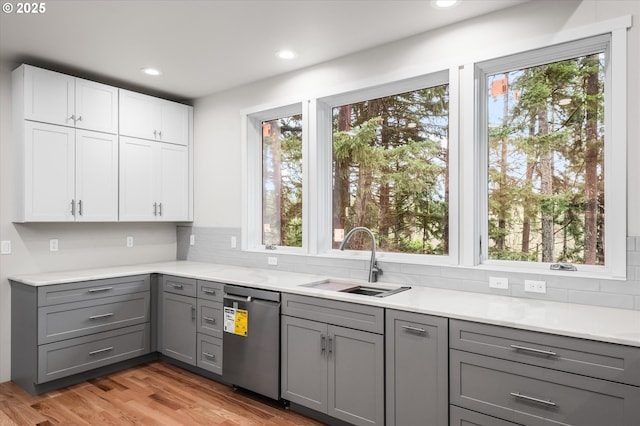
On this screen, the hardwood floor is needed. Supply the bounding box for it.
[0,361,325,425]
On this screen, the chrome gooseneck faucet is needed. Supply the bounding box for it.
[339,227,382,282]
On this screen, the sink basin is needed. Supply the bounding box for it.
[301,280,411,298]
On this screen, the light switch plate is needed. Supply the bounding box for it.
[49,239,59,252]
[525,280,546,293]
[126,236,134,248]
[268,256,278,266]
[190,234,196,245]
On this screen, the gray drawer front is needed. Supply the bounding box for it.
[450,319,640,386]
[197,333,222,375]
[38,292,150,344]
[197,280,223,302]
[38,275,150,306]
[450,349,640,426]
[282,293,384,334]
[197,299,223,338]
[162,275,197,297]
[38,323,150,383]
[450,406,521,426]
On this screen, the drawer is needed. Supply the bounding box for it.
[38,323,150,383]
[450,406,521,426]
[38,275,150,306]
[38,292,150,344]
[450,319,640,386]
[197,299,223,338]
[282,293,384,334]
[197,280,223,302]
[197,333,222,375]
[450,349,640,426]
[162,275,196,297]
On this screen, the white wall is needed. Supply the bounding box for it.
[0,63,179,382]
[193,0,640,235]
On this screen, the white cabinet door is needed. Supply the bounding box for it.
[75,78,119,134]
[119,90,159,141]
[23,65,75,127]
[119,89,190,146]
[158,142,189,221]
[23,122,75,221]
[158,100,189,146]
[119,136,156,221]
[75,130,119,221]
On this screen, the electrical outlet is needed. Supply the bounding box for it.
[49,239,59,252]
[524,280,546,293]
[190,234,196,246]
[489,276,509,289]
[126,236,134,248]
[268,256,278,266]
[1,240,11,255]
[231,236,237,249]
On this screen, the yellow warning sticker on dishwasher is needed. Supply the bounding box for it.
[223,307,248,336]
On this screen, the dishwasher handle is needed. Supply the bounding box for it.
[224,293,252,303]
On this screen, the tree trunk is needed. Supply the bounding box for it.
[496,74,510,252]
[333,105,352,248]
[521,116,537,254]
[584,55,599,264]
[538,106,554,262]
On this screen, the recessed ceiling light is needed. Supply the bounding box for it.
[276,50,296,60]
[432,0,459,8]
[141,67,162,76]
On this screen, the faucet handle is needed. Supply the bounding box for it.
[371,261,383,282]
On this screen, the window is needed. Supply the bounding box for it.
[476,32,627,275]
[330,85,450,255]
[262,115,303,247]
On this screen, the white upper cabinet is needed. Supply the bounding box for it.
[15,122,118,222]
[119,89,190,146]
[119,136,189,222]
[19,64,118,134]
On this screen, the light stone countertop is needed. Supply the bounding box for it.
[9,260,640,347]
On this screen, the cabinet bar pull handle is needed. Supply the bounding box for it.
[510,344,557,357]
[401,325,427,334]
[203,352,216,360]
[158,131,162,139]
[192,306,196,320]
[202,289,216,295]
[328,336,333,354]
[68,115,76,123]
[89,312,114,320]
[78,200,83,216]
[202,316,216,323]
[153,130,157,138]
[321,334,326,352]
[71,199,75,215]
[158,202,162,216]
[510,392,557,407]
[89,346,113,356]
[76,115,82,122]
[172,284,184,289]
[153,202,158,216]
[88,287,113,293]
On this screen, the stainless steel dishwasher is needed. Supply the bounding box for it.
[222,284,281,400]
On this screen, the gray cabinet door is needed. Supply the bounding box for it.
[281,315,328,413]
[328,324,384,426]
[161,292,196,365]
[386,310,448,426]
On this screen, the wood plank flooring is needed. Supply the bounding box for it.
[0,361,325,425]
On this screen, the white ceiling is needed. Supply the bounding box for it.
[1,0,529,101]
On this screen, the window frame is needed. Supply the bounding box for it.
[242,101,308,254]
[315,69,460,265]
[463,19,629,278]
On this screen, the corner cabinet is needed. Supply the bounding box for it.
[281,294,384,426]
[385,309,448,426]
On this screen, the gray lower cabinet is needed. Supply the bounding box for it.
[159,276,224,375]
[450,406,520,426]
[10,275,151,395]
[281,294,384,426]
[160,290,196,365]
[450,319,640,426]
[385,309,448,426]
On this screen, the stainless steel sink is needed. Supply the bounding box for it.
[301,280,411,298]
